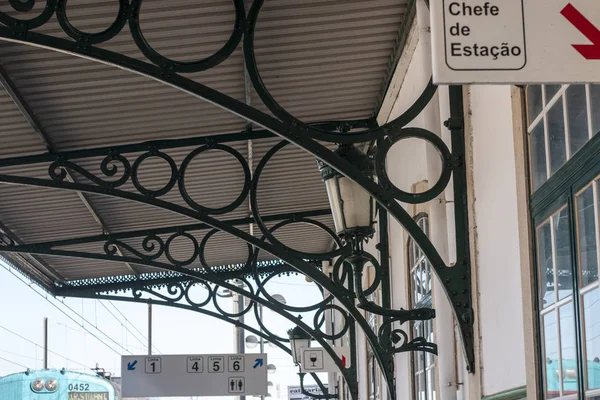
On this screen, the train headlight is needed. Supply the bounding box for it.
[45,378,58,391]
[31,379,45,391]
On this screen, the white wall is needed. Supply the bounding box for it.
[467,85,527,395]
[378,25,530,400]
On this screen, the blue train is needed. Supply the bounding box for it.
[0,369,117,400]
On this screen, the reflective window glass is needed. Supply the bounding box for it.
[539,221,555,308]
[591,85,600,136]
[578,185,599,288]
[544,312,560,399]
[528,85,543,124]
[548,100,567,175]
[531,122,548,191]
[560,303,579,395]
[567,85,590,156]
[546,85,563,103]
[555,208,574,300]
[584,289,600,390]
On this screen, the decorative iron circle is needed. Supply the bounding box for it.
[252,304,290,343]
[8,0,34,12]
[178,144,251,215]
[375,127,452,204]
[56,0,128,45]
[198,228,253,273]
[212,277,255,318]
[0,0,55,30]
[250,140,345,260]
[254,270,333,313]
[313,304,350,341]
[128,0,246,73]
[243,0,437,144]
[164,232,199,267]
[184,281,213,308]
[332,251,382,297]
[131,150,178,198]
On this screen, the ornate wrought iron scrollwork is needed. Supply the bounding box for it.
[0,1,475,397]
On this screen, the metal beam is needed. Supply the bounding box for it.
[0,63,140,276]
[0,119,371,169]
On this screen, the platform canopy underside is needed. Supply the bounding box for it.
[0,0,410,291]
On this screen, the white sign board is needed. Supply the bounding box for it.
[299,347,350,373]
[431,0,600,83]
[121,354,267,398]
[288,384,328,400]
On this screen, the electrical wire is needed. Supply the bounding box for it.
[0,355,29,369]
[1,264,128,357]
[97,300,148,350]
[0,348,43,362]
[0,324,91,370]
[107,300,161,354]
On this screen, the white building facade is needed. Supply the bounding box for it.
[328,3,600,400]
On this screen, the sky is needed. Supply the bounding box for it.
[0,259,328,400]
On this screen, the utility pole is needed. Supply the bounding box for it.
[43,317,48,369]
[148,304,152,355]
[235,281,246,400]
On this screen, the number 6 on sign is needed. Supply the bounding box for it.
[228,356,244,372]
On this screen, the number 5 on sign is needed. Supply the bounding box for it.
[229,356,244,372]
[208,356,224,373]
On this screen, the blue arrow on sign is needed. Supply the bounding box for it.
[253,358,264,369]
[127,360,138,371]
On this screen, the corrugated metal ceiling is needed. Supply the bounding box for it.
[0,0,408,288]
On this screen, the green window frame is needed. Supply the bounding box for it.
[408,214,437,400]
[528,84,600,400]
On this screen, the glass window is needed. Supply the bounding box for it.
[529,83,600,398]
[577,186,599,288]
[567,85,590,156]
[547,85,564,103]
[528,85,543,125]
[544,311,560,399]
[548,100,567,175]
[560,303,579,396]
[409,214,436,400]
[583,289,600,391]
[531,122,549,190]
[527,84,600,193]
[591,85,600,136]
[539,221,556,308]
[555,208,574,300]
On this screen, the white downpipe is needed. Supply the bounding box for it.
[416,1,458,400]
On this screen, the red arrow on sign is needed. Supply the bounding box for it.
[561,3,600,59]
[340,355,347,367]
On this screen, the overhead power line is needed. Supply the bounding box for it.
[1,263,127,357]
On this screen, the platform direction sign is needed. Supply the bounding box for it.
[121,353,267,398]
[431,0,600,83]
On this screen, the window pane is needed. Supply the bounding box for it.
[567,85,590,155]
[528,85,543,125]
[548,100,567,175]
[560,303,578,396]
[544,312,560,399]
[539,221,555,308]
[584,288,600,390]
[531,122,548,191]
[555,208,574,300]
[591,85,600,136]
[546,85,563,103]
[578,185,599,287]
